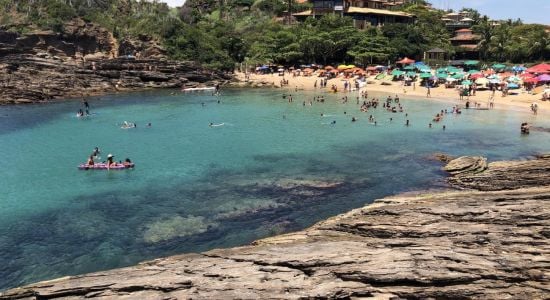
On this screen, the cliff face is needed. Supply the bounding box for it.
[0,19,228,104]
[1,156,548,299]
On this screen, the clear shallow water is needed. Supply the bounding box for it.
[1,88,549,289]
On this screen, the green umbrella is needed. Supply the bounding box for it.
[403,65,415,70]
[447,67,461,74]
[436,68,447,73]
[468,69,480,74]
[452,73,464,79]
[462,80,473,86]
[392,70,404,76]
[464,60,479,66]
[420,73,432,79]
[492,63,506,69]
[436,73,448,79]
[406,71,417,77]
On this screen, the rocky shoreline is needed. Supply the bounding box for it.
[0,19,231,105]
[1,155,548,299]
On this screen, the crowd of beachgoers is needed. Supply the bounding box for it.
[237,61,550,117]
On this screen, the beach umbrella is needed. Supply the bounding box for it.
[470,73,484,80]
[452,73,464,79]
[507,76,521,83]
[507,83,520,89]
[397,57,415,64]
[526,63,550,73]
[392,69,405,76]
[406,71,417,77]
[324,66,334,70]
[436,73,448,79]
[492,63,506,70]
[524,77,539,84]
[462,80,473,86]
[436,68,447,73]
[420,73,432,79]
[468,69,480,74]
[537,74,550,82]
[403,65,415,70]
[464,60,479,66]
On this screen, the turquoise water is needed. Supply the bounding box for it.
[1,88,549,289]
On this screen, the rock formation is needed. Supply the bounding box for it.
[0,19,231,104]
[1,156,548,299]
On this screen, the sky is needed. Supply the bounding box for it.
[160,0,186,7]
[430,0,549,25]
[159,0,548,25]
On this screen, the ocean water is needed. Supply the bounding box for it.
[0,88,549,290]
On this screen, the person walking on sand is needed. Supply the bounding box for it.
[426,85,431,98]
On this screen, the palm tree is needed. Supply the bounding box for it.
[472,16,493,61]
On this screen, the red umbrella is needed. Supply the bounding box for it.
[396,57,415,64]
[524,77,539,84]
[526,63,550,74]
[470,73,484,80]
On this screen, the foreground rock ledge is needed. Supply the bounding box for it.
[1,157,549,299]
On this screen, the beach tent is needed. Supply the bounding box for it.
[537,74,550,82]
[526,63,550,74]
[397,57,415,64]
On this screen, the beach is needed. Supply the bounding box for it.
[235,72,548,116]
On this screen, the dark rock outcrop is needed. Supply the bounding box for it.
[446,155,550,190]
[1,156,549,299]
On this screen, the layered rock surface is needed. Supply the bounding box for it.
[0,19,230,104]
[1,156,549,299]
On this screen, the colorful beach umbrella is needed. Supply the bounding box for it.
[492,63,506,70]
[392,70,405,76]
[462,80,473,86]
[526,63,550,74]
[507,83,519,89]
[468,69,480,74]
[452,73,464,79]
[436,73,448,79]
[397,57,415,64]
[537,74,550,82]
[464,60,479,66]
[420,73,432,79]
[406,71,417,77]
[403,65,415,70]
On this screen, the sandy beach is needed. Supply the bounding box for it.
[235,72,549,116]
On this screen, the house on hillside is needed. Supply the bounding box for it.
[293,0,416,28]
[441,11,474,31]
[450,29,480,59]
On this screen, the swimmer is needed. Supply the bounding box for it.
[351,117,357,122]
[331,120,336,125]
[147,123,152,127]
[429,123,432,128]
[406,119,410,126]
[443,125,446,130]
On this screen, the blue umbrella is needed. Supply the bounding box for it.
[507,83,519,89]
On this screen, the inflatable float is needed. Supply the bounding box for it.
[78,163,134,170]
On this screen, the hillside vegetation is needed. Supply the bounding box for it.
[0,0,548,69]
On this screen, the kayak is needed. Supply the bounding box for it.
[78,163,134,170]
